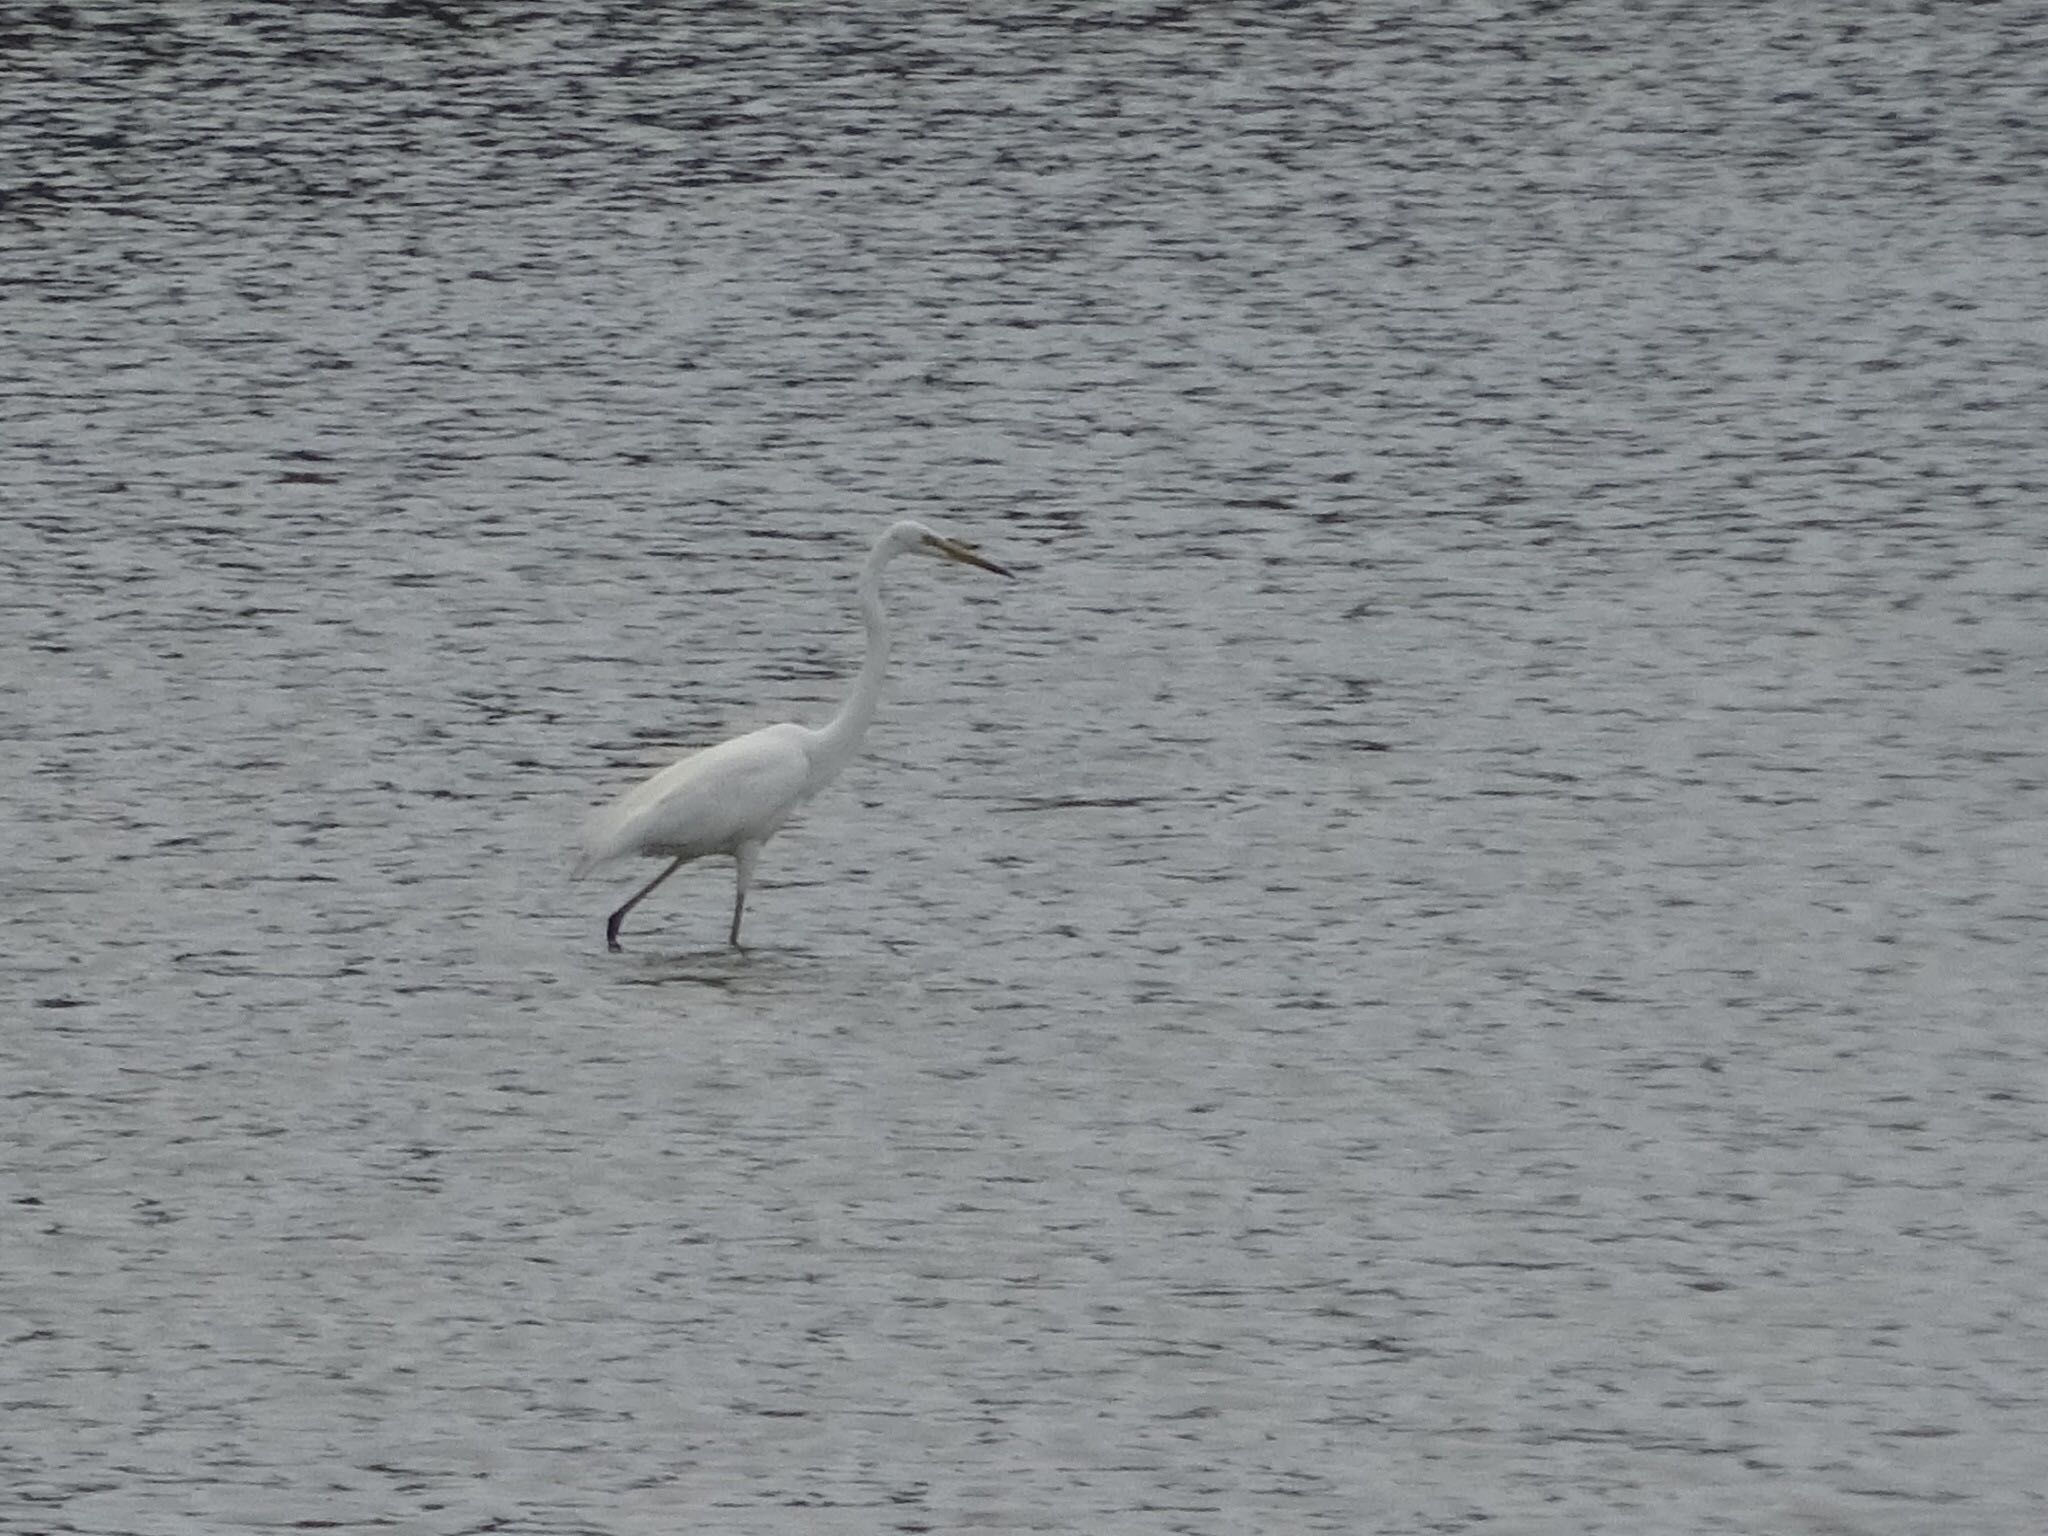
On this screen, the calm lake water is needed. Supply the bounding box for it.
[5,4,2046,1533]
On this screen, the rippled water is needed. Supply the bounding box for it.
[6,5,2046,1533]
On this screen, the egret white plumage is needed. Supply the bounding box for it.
[573,519,1013,951]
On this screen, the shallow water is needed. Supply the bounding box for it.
[5,4,2046,1532]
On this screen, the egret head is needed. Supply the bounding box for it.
[886,518,1014,578]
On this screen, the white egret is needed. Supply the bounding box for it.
[573,519,1014,951]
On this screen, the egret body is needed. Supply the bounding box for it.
[573,519,1012,951]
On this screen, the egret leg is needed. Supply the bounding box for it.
[729,844,760,950]
[606,856,686,952]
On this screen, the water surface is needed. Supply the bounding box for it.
[5,5,2046,1532]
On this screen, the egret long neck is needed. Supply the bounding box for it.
[807,545,892,785]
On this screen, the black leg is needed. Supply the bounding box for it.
[729,844,759,950]
[606,856,686,952]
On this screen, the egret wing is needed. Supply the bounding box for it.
[574,723,813,875]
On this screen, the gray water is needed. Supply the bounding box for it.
[5,5,2046,1533]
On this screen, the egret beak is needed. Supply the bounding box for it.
[926,535,1014,578]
